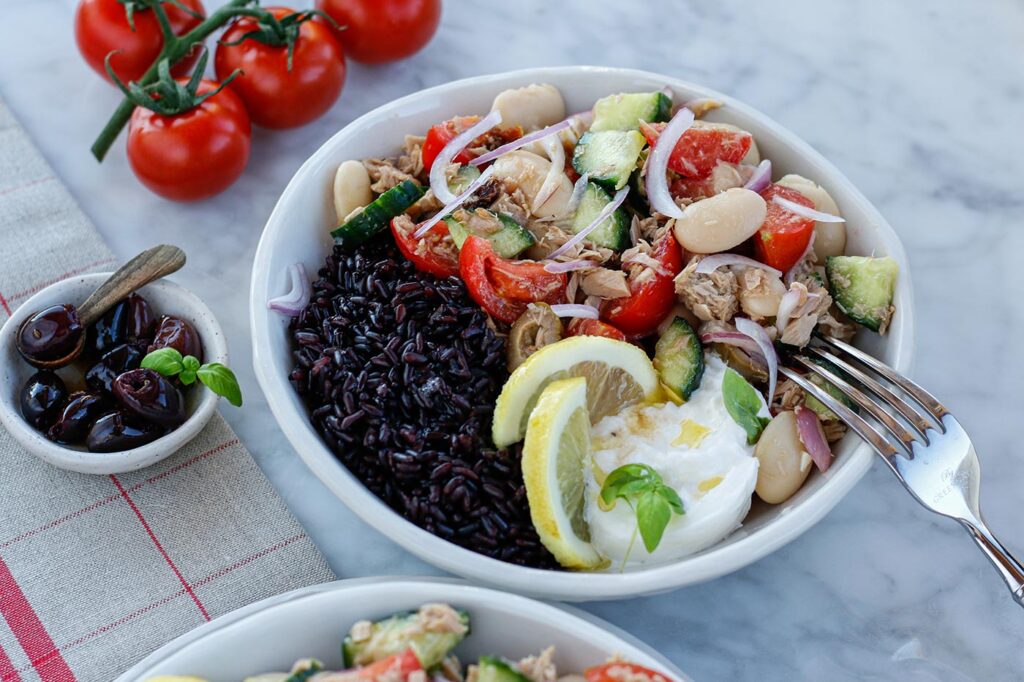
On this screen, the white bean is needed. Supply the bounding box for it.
[491,83,566,131]
[754,411,813,504]
[333,161,373,224]
[777,173,846,259]
[672,188,767,254]
[490,150,573,218]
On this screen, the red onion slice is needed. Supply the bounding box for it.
[543,259,597,274]
[549,303,600,319]
[772,195,845,223]
[430,109,502,204]
[700,330,766,361]
[532,134,567,212]
[783,231,816,286]
[415,165,497,238]
[645,107,695,219]
[469,118,571,168]
[735,317,778,401]
[743,159,772,193]
[547,186,629,259]
[267,263,311,316]
[565,172,591,216]
[796,405,833,472]
[695,253,782,278]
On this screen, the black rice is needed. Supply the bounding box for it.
[289,234,558,569]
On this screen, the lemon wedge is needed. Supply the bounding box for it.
[521,377,604,569]
[492,336,659,448]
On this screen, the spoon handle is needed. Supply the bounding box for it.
[78,245,187,326]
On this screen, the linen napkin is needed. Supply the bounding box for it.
[0,99,334,682]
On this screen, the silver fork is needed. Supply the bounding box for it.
[780,335,1024,607]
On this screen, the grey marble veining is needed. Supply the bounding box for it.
[2,0,1024,679]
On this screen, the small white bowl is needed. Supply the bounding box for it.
[250,67,915,600]
[116,577,691,682]
[0,273,228,475]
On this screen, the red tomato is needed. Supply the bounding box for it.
[315,0,440,64]
[459,236,567,324]
[566,318,627,341]
[75,0,206,84]
[422,116,480,172]
[334,649,423,682]
[585,662,675,682]
[214,7,346,129]
[391,219,460,278]
[601,232,684,339]
[755,184,816,271]
[126,78,251,201]
[640,121,752,179]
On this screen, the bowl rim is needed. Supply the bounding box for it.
[114,576,692,682]
[250,65,916,599]
[0,272,227,475]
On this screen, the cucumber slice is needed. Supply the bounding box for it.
[802,357,858,421]
[570,183,630,251]
[342,607,470,669]
[654,318,705,400]
[281,660,323,682]
[449,165,481,194]
[572,130,646,191]
[591,91,672,132]
[476,657,532,682]
[825,256,898,332]
[446,211,535,258]
[331,180,425,248]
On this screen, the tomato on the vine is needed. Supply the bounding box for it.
[75,0,206,84]
[314,0,441,64]
[214,7,346,129]
[127,78,251,201]
[459,236,566,324]
[601,232,684,338]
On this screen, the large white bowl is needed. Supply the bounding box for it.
[250,67,915,601]
[116,577,691,682]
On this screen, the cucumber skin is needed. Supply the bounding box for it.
[477,656,533,682]
[331,180,424,248]
[572,131,646,191]
[591,92,673,132]
[654,318,705,400]
[342,609,470,669]
[446,212,534,258]
[825,256,898,332]
[571,183,630,251]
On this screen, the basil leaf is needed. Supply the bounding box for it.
[722,367,771,445]
[179,355,201,385]
[140,347,184,377]
[636,491,672,553]
[197,363,243,407]
[659,485,685,515]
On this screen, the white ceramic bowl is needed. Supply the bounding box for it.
[0,273,228,475]
[250,67,915,600]
[116,577,691,682]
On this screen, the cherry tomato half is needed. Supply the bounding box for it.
[601,232,684,339]
[459,236,566,324]
[315,0,441,64]
[215,7,346,129]
[422,116,480,172]
[755,184,816,272]
[391,218,460,278]
[75,0,206,84]
[585,662,675,682]
[566,318,627,341]
[126,79,251,201]
[640,121,752,180]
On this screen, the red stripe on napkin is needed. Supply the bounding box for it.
[0,292,10,316]
[0,557,75,682]
[0,642,21,682]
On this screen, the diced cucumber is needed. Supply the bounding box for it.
[449,165,481,194]
[281,660,323,682]
[446,211,535,258]
[342,607,470,669]
[654,318,705,400]
[825,256,898,332]
[802,357,857,421]
[570,183,630,251]
[572,130,646,191]
[591,91,672,132]
[331,180,425,248]
[476,657,532,682]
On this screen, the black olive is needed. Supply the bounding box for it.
[47,392,108,444]
[148,316,203,361]
[85,343,143,394]
[112,368,187,427]
[92,298,130,354]
[16,304,84,366]
[125,293,156,344]
[86,411,164,453]
[19,371,68,430]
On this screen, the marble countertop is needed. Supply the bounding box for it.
[3,0,1024,679]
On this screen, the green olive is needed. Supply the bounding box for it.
[507,303,562,371]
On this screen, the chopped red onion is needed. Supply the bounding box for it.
[565,172,590,215]
[543,259,596,274]
[695,253,782,278]
[267,263,311,316]
[430,109,502,204]
[415,165,497,238]
[783,231,816,286]
[796,405,833,472]
[735,317,778,401]
[547,186,629,259]
[743,159,772,193]
[549,303,600,319]
[699,331,766,361]
[469,118,571,167]
[532,134,566,212]
[645,107,695,219]
[772,195,845,223]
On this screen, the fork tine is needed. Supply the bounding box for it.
[815,336,949,422]
[803,345,934,441]
[792,355,918,455]
[779,366,900,462]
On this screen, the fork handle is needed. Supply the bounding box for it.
[961,519,1024,607]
